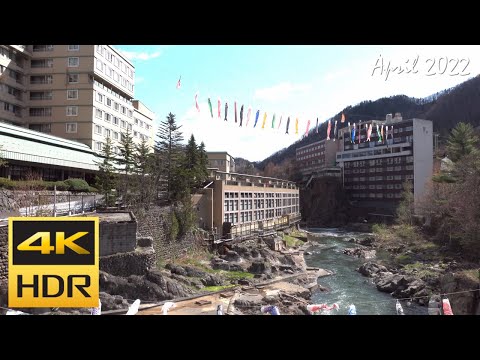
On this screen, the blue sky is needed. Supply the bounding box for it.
[116,45,480,162]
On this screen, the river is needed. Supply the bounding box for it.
[305,228,428,315]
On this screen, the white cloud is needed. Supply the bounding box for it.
[135,76,145,84]
[118,50,161,61]
[254,82,311,102]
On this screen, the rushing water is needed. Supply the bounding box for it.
[305,228,428,315]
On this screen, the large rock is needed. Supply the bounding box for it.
[201,273,224,286]
[343,247,376,259]
[375,274,409,293]
[99,292,130,311]
[165,263,187,277]
[184,266,207,278]
[221,249,242,262]
[248,260,271,275]
[358,262,388,277]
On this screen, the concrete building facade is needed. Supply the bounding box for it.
[335,115,433,213]
[0,45,155,155]
[194,152,301,237]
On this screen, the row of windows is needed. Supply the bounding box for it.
[93,80,131,106]
[95,45,134,79]
[345,174,413,182]
[0,83,22,100]
[1,101,21,116]
[28,106,79,117]
[345,156,412,168]
[344,165,414,174]
[94,124,150,142]
[351,193,403,199]
[0,65,22,83]
[225,192,298,199]
[224,198,299,212]
[223,208,299,224]
[298,152,325,161]
[297,142,325,155]
[32,45,79,52]
[95,91,132,117]
[95,58,133,92]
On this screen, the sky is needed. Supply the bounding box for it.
[116,45,480,162]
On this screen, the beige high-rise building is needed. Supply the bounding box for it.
[0,45,155,154]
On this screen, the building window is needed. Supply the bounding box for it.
[106,98,112,107]
[30,91,52,100]
[95,109,103,119]
[113,117,119,125]
[31,59,53,68]
[66,106,78,116]
[67,89,78,100]
[68,73,79,83]
[95,125,102,135]
[68,57,79,67]
[66,122,77,133]
[29,107,52,116]
[33,45,54,52]
[68,45,80,51]
[96,92,104,103]
[127,110,132,118]
[30,75,52,84]
[95,142,103,151]
[113,131,119,140]
[121,120,126,129]
[105,129,111,138]
[29,123,51,133]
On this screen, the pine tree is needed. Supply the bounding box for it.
[0,144,6,168]
[155,112,184,202]
[117,129,136,206]
[197,141,209,185]
[183,134,199,190]
[134,137,156,208]
[446,122,479,162]
[95,137,117,207]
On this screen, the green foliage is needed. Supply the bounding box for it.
[95,137,117,206]
[432,173,457,183]
[446,122,479,162]
[175,195,197,237]
[168,209,180,242]
[202,285,236,292]
[134,137,157,209]
[117,130,136,205]
[372,223,388,234]
[0,144,6,168]
[64,178,90,192]
[0,178,95,192]
[155,112,184,203]
[396,180,414,225]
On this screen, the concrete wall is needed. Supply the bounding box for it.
[98,212,137,256]
[413,119,433,212]
[192,188,213,231]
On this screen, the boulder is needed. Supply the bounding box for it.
[248,260,271,275]
[201,273,224,287]
[375,274,409,293]
[358,262,388,277]
[165,264,187,277]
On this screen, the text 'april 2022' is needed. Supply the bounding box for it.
[371,54,471,81]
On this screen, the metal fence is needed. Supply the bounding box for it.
[19,193,102,217]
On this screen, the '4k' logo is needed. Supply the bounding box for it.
[18,232,90,255]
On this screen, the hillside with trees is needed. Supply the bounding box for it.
[255,75,480,179]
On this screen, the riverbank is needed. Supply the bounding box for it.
[338,223,480,314]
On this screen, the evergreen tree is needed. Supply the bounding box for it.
[446,122,479,162]
[182,134,199,190]
[197,141,209,185]
[117,129,136,206]
[0,144,6,168]
[95,137,117,207]
[134,137,156,209]
[396,180,414,225]
[155,112,184,202]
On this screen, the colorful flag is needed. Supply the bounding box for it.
[246,107,252,127]
[341,113,345,123]
[316,118,319,133]
[333,120,338,141]
[234,101,238,123]
[295,118,299,135]
[218,99,221,118]
[239,105,244,127]
[367,123,372,141]
[271,113,276,128]
[254,110,260,127]
[224,102,228,121]
[381,124,384,143]
[262,112,267,129]
[285,117,290,134]
[278,115,282,130]
[208,98,213,118]
[390,126,394,139]
[351,122,356,143]
[358,120,362,144]
[176,76,181,89]
[195,93,200,112]
[377,124,383,143]
[305,119,311,136]
[326,119,331,140]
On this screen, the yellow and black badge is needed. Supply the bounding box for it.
[8,217,99,308]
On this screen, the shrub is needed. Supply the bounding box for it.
[64,178,90,192]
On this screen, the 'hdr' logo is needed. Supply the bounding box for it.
[8,217,99,308]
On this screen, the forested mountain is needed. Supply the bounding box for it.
[255,75,480,174]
